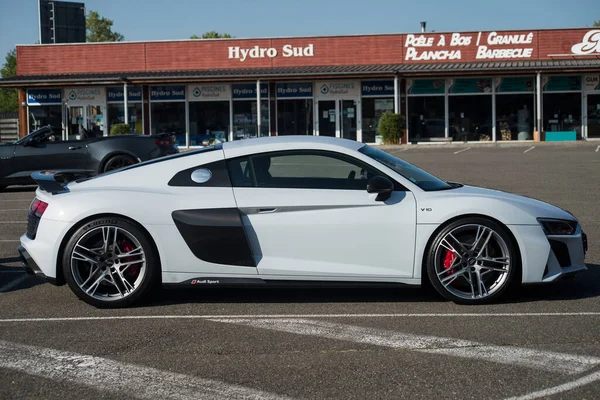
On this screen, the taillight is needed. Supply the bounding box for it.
[30,198,48,218]
[155,135,176,147]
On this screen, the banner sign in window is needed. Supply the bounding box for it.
[276,82,312,98]
[407,79,445,95]
[232,83,269,99]
[27,89,62,105]
[543,76,581,92]
[150,85,186,101]
[188,84,231,101]
[315,81,360,98]
[583,75,600,92]
[495,77,534,93]
[448,78,492,94]
[361,80,394,96]
[107,86,142,103]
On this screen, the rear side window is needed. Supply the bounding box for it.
[227,150,404,191]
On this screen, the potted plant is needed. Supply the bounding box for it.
[377,112,405,145]
[110,123,130,136]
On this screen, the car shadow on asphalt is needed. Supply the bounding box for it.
[145,264,600,307]
[2,186,36,193]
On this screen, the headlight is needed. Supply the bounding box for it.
[537,218,578,235]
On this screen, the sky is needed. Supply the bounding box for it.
[0,0,599,64]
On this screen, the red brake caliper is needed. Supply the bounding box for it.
[443,250,456,270]
[119,239,138,277]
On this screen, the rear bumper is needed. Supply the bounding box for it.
[17,245,58,285]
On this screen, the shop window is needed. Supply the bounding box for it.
[588,94,600,139]
[448,96,492,142]
[407,97,445,142]
[151,102,186,145]
[543,93,582,135]
[107,104,143,134]
[189,101,230,146]
[232,100,269,140]
[277,99,313,135]
[496,94,534,140]
[28,105,62,133]
[362,97,394,143]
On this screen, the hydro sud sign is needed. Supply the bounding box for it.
[229,44,314,62]
[404,31,534,61]
[187,84,231,101]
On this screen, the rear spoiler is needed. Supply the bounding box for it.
[31,170,96,194]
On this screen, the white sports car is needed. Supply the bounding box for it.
[18,136,588,307]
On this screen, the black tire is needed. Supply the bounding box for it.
[62,216,159,308]
[103,154,136,173]
[0,185,6,192]
[426,217,520,305]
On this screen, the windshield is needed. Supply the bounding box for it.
[359,145,452,191]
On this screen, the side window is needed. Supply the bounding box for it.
[243,151,384,190]
[227,156,255,187]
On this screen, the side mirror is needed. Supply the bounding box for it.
[367,175,394,201]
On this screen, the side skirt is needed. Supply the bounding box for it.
[163,277,420,289]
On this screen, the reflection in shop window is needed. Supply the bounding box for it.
[107,104,143,134]
[28,105,62,133]
[496,95,534,140]
[587,94,600,139]
[448,95,492,142]
[408,97,445,142]
[232,100,269,140]
[189,101,230,146]
[151,102,186,145]
[277,99,313,135]
[362,97,394,143]
[543,93,582,136]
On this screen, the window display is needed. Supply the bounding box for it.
[496,95,534,141]
[232,100,269,140]
[448,96,492,142]
[107,104,143,134]
[362,98,394,143]
[28,105,62,132]
[407,97,445,142]
[543,93,582,135]
[151,102,186,145]
[588,94,600,139]
[277,99,313,135]
[189,101,230,146]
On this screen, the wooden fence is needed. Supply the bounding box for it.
[0,112,19,143]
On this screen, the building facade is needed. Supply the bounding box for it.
[1,27,600,146]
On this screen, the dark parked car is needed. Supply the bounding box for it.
[0,126,178,190]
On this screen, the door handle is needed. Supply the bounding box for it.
[69,146,82,150]
[258,208,278,214]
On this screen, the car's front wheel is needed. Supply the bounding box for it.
[62,217,159,308]
[426,217,519,305]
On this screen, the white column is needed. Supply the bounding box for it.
[123,81,129,129]
[394,75,399,113]
[492,81,496,142]
[536,72,542,135]
[256,79,261,137]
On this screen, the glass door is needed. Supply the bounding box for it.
[86,105,105,137]
[318,100,336,137]
[68,106,84,140]
[340,99,357,140]
[588,94,600,139]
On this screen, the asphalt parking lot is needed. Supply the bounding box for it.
[0,142,599,400]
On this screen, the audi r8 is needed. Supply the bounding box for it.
[18,136,587,307]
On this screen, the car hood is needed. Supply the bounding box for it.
[449,184,575,222]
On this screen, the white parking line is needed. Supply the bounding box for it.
[211,318,600,375]
[596,145,599,152]
[0,209,28,212]
[0,221,27,224]
[453,147,471,154]
[0,312,599,323]
[0,274,29,293]
[524,146,535,153]
[0,239,20,242]
[505,370,600,400]
[0,340,292,400]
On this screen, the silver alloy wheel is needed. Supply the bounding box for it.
[70,225,146,301]
[434,224,511,300]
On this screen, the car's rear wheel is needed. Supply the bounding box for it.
[62,217,159,308]
[426,217,519,305]
[103,154,136,173]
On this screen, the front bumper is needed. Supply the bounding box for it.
[17,245,58,285]
[541,227,587,283]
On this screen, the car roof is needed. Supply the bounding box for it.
[222,135,365,152]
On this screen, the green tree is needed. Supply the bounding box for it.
[0,48,17,112]
[593,20,600,27]
[377,112,406,145]
[190,31,232,39]
[86,10,124,42]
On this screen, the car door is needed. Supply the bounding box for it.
[227,150,417,278]
[12,133,89,178]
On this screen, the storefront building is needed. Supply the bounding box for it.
[2,27,600,145]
